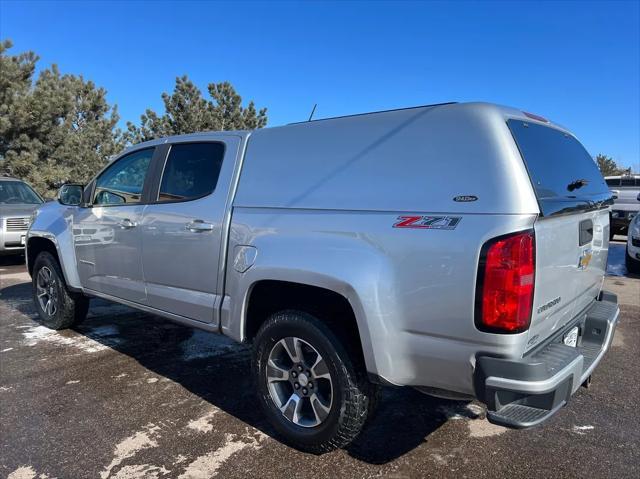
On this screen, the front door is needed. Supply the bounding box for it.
[141,138,239,322]
[73,147,155,303]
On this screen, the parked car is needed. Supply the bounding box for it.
[626,207,640,274]
[27,102,619,452]
[0,176,44,256]
[605,174,640,239]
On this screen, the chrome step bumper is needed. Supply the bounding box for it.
[474,292,619,428]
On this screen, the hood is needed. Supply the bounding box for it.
[0,203,43,218]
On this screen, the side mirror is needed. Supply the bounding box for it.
[58,183,84,206]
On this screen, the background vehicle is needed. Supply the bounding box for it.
[626,208,640,274]
[605,174,640,239]
[0,176,44,256]
[26,102,619,452]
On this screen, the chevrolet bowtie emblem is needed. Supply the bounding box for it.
[578,250,593,270]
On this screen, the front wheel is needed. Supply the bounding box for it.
[32,251,89,330]
[253,310,376,453]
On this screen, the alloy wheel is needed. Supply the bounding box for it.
[266,336,333,428]
[36,266,58,317]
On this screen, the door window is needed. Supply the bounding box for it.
[93,148,154,205]
[158,143,225,202]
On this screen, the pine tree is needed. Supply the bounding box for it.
[595,154,624,177]
[0,40,123,197]
[126,76,267,143]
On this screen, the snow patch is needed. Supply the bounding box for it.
[66,380,80,385]
[109,464,170,479]
[178,433,264,479]
[1,347,14,352]
[100,424,161,479]
[146,378,159,384]
[7,466,37,479]
[572,425,595,435]
[22,325,120,353]
[468,419,507,438]
[186,409,219,433]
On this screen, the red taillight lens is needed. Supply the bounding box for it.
[475,230,535,333]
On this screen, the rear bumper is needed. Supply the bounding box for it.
[474,291,619,428]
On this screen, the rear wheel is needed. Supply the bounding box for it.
[626,245,640,274]
[253,310,376,453]
[32,252,89,330]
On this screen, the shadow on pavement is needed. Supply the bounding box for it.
[1,280,461,463]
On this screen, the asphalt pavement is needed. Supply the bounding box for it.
[1,240,639,478]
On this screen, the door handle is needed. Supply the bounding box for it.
[118,218,137,229]
[186,220,214,232]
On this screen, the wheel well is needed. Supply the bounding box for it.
[27,237,59,276]
[245,280,366,366]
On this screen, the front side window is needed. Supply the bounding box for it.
[0,181,43,204]
[158,142,225,202]
[93,148,154,205]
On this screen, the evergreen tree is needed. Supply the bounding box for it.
[126,75,267,143]
[595,154,624,177]
[0,40,123,197]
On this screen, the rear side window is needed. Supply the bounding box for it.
[508,120,609,207]
[621,178,636,187]
[158,143,225,202]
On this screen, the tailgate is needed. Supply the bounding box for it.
[506,118,613,351]
[529,209,609,351]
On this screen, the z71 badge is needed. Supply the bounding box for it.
[393,216,461,230]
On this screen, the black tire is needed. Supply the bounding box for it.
[32,251,89,330]
[626,245,640,274]
[253,310,376,453]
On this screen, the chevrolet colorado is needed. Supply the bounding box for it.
[27,102,619,452]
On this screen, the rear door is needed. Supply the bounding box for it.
[140,137,240,323]
[508,120,612,351]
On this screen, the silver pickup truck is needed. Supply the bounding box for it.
[27,102,619,452]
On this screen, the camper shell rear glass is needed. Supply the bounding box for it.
[507,119,612,216]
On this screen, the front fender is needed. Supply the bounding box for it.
[28,202,81,290]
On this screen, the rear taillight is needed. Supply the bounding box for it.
[475,230,535,334]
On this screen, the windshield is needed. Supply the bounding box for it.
[0,181,44,204]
